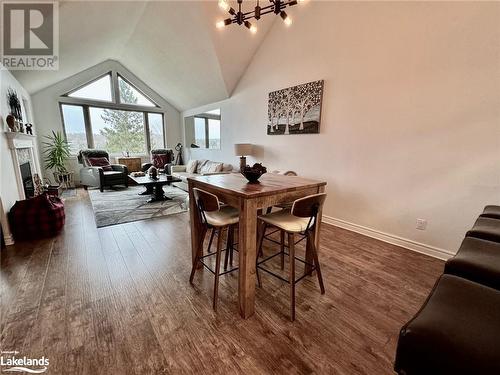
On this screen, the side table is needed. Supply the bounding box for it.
[116,157,142,173]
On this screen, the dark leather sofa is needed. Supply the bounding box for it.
[394,205,500,374]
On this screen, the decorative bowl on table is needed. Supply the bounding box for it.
[241,163,267,183]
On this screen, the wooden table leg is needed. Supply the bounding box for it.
[305,185,325,276]
[238,198,257,319]
[188,181,203,269]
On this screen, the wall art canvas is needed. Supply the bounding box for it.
[267,80,324,135]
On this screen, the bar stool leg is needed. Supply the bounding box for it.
[224,227,231,271]
[280,230,285,270]
[213,227,224,311]
[257,221,266,258]
[256,221,266,288]
[190,227,207,283]
[229,225,235,267]
[288,232,296,321]
[207,228,216,254]
[308,231,325,294]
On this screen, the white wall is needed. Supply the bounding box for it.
[182,2,500,256]
[32,60,183,184]
[0,65,38,244]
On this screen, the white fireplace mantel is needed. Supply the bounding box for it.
[5,131,37,149]
[3,131,41,201]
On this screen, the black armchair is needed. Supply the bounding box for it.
[77,149,128,192]
[141,148,174,174]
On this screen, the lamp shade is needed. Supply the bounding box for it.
[234,143,253,156]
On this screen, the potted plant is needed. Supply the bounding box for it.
[42,131,73,187]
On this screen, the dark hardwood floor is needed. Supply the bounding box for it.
[0,189,443,374]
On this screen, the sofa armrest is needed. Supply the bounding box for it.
[171,165,186,173]
[141,162,152,172]
[111,164,128,174]
[80,166,101,186]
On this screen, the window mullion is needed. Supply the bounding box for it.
[205,118,210,148]
[83,105,93,148]
[144,112,151,153]
[111,70,120,104]
[162,113,166,148]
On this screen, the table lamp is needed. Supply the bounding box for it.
[234,143,253,172]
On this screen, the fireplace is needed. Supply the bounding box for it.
[20,162,34,198]
[2,132,42,246]
[5,132,41,201]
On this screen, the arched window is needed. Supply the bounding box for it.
[59,71,165,156]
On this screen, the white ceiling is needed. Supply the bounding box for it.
[12,1,276,111]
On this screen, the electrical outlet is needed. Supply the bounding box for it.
[416,219,427,230]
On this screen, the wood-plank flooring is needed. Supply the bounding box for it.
[0,189,443,374]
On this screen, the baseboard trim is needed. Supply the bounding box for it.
[322,215,454,261]
[4,233,15,246]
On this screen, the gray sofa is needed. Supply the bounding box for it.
[77,149,128,192]
[171,159,233,191]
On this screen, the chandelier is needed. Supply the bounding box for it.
[216,0,306,33]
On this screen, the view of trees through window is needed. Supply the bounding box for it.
[61,104,87,154]
[90,107,146,154]
[61,72,164,155]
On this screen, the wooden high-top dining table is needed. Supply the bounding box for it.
[188,173,327,319]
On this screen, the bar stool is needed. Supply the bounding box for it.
[189,188,239,311]
[256,193,326,321]
[261,171,299,255]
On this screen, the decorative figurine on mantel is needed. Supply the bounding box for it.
[25,124,33,135]
[6,114,15,132]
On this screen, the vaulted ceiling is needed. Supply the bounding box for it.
[12,1,276,111]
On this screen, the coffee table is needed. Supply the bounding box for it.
[129,174,182,203]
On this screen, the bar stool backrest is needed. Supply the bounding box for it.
[193,188,220,212]
[193,188,221,226]
[291,193,327,230]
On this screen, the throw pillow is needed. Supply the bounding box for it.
[87,157,113,171]
[199,161,223,174]
[186,160,198,174]
[196,159,208,173]
[152,153,169,169]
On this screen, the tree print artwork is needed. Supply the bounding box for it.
[267,80,324,135]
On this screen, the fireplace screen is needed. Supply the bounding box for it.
[20,162,34,198]
[17,148,35,199]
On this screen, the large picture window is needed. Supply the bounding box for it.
[60,70,166,155]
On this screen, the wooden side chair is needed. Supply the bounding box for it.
[189,188,239,311]
[256,193,327,321]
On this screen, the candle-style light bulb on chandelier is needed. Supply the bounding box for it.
[216,0,307,33]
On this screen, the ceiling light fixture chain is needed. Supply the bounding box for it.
[216,0,307,33]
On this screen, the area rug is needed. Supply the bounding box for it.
[61,188,77,198]
[88,185,188,228]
